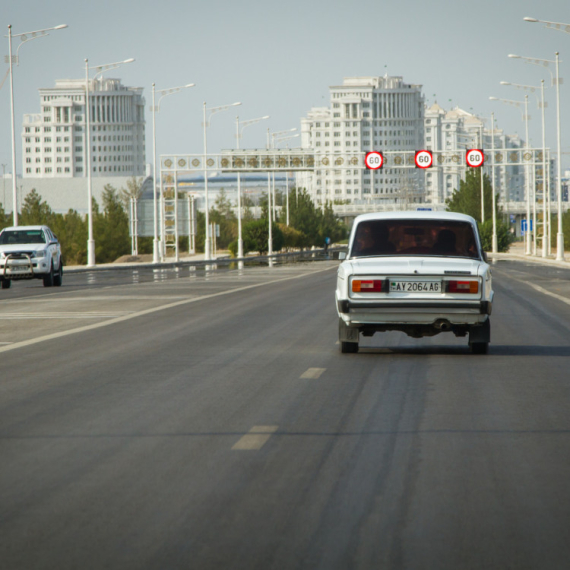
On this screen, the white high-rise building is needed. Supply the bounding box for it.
[424,103,525,205]
[299,75,425,205]
[22,77,145,179]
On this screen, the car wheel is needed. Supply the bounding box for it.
[471,342,489,355]
[43,263,54,287]
[53,261,63,287]
[1,279,11,289]
[340,341,359,354]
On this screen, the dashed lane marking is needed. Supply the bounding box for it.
[232,426,279,450]
[300,367,326,379]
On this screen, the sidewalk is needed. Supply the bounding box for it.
[489,241,570,269]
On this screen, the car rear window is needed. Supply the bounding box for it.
[350,219,480,259]
[0,230,46,245]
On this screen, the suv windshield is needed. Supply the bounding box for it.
[351,219,480,259]
[0,230,46,245]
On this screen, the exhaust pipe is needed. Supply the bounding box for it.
[434,319,452,331]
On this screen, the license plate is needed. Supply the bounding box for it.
[9,266,30,273]
[390,280,441,293]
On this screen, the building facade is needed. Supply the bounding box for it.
[299,75,425,206]
[424,103,525,205]
[22,78,145,179]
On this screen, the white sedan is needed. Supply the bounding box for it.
[0,225,63,288]
[336,211,493,354]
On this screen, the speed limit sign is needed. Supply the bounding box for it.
[415,150,433,169]
[466,149,484,168]
[365,151,384,170]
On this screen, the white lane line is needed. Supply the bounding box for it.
[0,314,131,320]
[509,276,570,308]
[300,367,326,379]
[526,282,570,307]
[232,426,279,451]
[0,266,335,354]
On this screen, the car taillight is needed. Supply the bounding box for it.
[447,280,479,294]
[352,279,384,293]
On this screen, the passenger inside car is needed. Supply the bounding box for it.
[432,229,458,255]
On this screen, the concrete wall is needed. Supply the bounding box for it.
[0,176,138,215]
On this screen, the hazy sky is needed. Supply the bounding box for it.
[2,0,570,174]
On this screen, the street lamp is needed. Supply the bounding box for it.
[524,17,570,34]
[6,23,68,226]
[500,80,549,256]
[508,53,564,260]
[151,82,195,263]
[489,95,533,254]
[84,57,135,267]
[235,114,269,259]
[203,101,241,260]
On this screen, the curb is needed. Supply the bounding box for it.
[488,252,570,269]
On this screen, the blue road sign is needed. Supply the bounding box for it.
[521,219,533,234]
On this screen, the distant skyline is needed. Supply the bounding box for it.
[2,0,570,178]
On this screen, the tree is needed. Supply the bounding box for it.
[0,203,10,232]
[243,219,284,255]
[50,209,88,265]
[283,188,347,248]
[445,170,513,252]
[445,170,494,223]
[19,189,54,226]
[209,188,237,249]
[94,185,130,263]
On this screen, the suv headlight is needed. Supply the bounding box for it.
[34,250,47,259]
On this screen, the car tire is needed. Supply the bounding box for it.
[43,263,54,287]
[340,341,359,354]
[470,342,489,355]
[53,261,63,287]
[1,279,11,289]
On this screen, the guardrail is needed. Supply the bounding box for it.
[64,248,345,274]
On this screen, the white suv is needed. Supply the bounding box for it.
[336,211,493,354]
[0,225,63,289]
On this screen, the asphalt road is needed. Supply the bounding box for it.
[1,258,570,569]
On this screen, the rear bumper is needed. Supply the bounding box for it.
[338,299,492,315]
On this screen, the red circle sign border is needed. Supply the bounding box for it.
[466,149,484,168]
[365,151,384,170]
[415,150,433,169]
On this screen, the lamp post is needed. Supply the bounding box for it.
[203,101,241,260]
[508,52,564,260]
[489,95,532,254]
[84,57,134,267]
[491,112,498,253]
[151,82,195,263]
[6,23,68,226]
[235,115,269,259]
[479,123,485,223]
[500,80,549,256]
